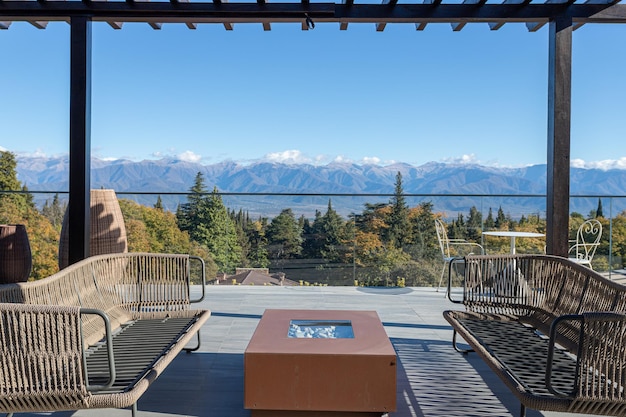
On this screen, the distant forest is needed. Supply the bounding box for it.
[2,151,624,285]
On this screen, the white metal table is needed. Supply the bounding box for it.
[482,231,545,254]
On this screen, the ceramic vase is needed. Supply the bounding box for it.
[58,189,128,269]
[0,224,32,283]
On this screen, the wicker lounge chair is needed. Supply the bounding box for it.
[0,253,211,417]
[444,254,626,417]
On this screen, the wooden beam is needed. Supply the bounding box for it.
[375,0,398,32]
[489,0,530,30]
[339,0,352,30]
[210,0,233,30]
[545,15,572,257]
[573,0,616,30]
[451,0,487,31]
[106,20,123,28]
[101,0,123,29]
[526,21,546,31]
[134,0,163,28]
[173,0,197,28]
[255,0,271,29]
[0,2,625,26]
[28,19,48,28]
[414,0,440,31]
[68,15,92,267]
[13,0,50,28]
[575,0,613,31]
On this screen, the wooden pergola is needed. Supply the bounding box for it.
[2,0,625,265]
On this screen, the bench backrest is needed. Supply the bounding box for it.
[0,253,193,346]
[462,254,626,342]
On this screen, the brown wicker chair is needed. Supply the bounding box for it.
[444,254,626,417]
[0,253,211,417]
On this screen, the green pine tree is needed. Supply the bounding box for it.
[266,208,303,260]
[387,171,411,248]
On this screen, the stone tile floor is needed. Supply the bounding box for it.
[16,286,606,417]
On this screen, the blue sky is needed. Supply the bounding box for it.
[1,19,625,169]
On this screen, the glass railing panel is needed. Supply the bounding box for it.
[2,190,625,284]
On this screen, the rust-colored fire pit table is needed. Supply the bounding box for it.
[244,309,397,417]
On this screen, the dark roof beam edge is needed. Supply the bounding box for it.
[375,0,398,31]
[1,3,625,25]
[339,0,352,29]
[451,0,486,30]
[487,0,531,30]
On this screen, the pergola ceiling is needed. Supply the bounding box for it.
[1,0,625,32]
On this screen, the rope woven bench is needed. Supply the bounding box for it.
[0,253,211,417]
[444,254,626,417]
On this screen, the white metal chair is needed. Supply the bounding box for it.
[568,219,602,269]
[435,218,484,292]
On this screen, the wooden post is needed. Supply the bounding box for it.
[68,16,92,266]
[546,15,572,257]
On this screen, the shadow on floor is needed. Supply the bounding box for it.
[392,337,543,417]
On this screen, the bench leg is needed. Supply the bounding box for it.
[132,402,137,417]
[452,330,474,354]
[184,331,201,353]
[520,403,526,417]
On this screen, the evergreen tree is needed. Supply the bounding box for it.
[176,171,208,233]
[408,201,439,260]
[485,208,495,229]
[41,193,66,229]
[266,208,303,260]
[0,151,33,211]
[387,171,411,248]
[302,210,323,258]
[317,200,346,262]
[495,206,507,229]
[450,214,465,239]
[176,174,241,272]
[154,195,163,211]
[0,151,22,191]
[198,188,243,272]
[466,206,482,241]
[245,217,270,268]
[596,198,604,218]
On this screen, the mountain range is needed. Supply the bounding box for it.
[16,156,626,218]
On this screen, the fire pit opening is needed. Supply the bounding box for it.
[288,320,354,339]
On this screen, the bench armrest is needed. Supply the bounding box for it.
[446,256,466,304]
[189,256,206,303]
[80,308,116,391]
[547,312,626,400]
